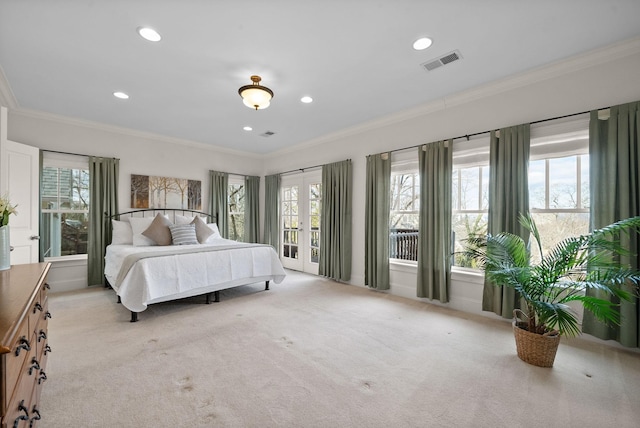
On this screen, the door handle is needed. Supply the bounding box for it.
[30,235,40,240]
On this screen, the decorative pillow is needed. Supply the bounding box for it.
[111,220,133,245]
[142,213,173,246]
[187,216,212,243]
[169,224,199,245]
[205,223,222,243]
[129,216,157,246]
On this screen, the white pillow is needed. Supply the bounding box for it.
[129,217,157,246]
[205,223,222,243]
[175,214,209,225]
[111,220,133,245]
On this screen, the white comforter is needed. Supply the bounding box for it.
[105,239,286,312]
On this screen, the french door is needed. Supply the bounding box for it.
[280,172,321,274]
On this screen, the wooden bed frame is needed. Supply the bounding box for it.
[105,208,272,322]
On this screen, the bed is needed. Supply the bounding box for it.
[103,209,286,321]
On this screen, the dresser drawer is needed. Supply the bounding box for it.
[1,318,31,416]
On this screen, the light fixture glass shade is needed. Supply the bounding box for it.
[238,75,273,110]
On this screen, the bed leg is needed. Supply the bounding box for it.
[214,290,220,302]
[206,292,213,304]
[130,312,138,323]
[265,280,270,291]
[117,296,121,304]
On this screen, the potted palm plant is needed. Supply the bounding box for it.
[464,214,640,367]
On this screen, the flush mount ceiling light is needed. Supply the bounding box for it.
[238,75,273,110]
[413,37,433,50]
[113,91,129,99]
[300,96,313,104]
[137,27,162,42]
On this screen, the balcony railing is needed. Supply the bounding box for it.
[390,228,418,261]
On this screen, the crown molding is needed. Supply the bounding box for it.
[0,64,18,109]
[266,36,640,159]
[11,108,264,160]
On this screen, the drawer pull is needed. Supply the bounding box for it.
[38,370,48,384]
[13,400,29,428]
[38,330,47,342]
[44,311,52,320]
[29,406,41,427]
[15,336,31,356]
[33,302,43,313]
[29,357,41,375]
[44,344,52,355]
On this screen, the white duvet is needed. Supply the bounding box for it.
[105,239,286,312]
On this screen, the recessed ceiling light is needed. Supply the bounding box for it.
[300,96,313,104]
[137,27,162,42]
[243,126,253,131]
[413,37,433,51]
[113,91,129,99]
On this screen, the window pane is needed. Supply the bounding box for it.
[549,157,577,209]
[481,166,490,210]
[452,213,488,268]
[310,247,319,263]
[42,212,89,257]
[529,212,589,263]
[529,159,546,209]
[459,168,480,210]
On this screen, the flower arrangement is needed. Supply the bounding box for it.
[0,194,17,227]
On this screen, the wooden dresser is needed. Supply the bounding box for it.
[0,263,52,428]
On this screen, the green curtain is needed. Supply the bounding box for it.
[417,141,453,301]
[263,174,281,251]
[483,124,530,316]
[87,157,119,286]
[583,101,640,347]
[209,171,229,238]
[244,175,260,243]
[365,153,391,290]
[319,160,352,281]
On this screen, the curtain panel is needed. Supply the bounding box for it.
[583,101,640,347]
[417,141,453,301]
[209,171,229,239]
[319,160,352,281]
[87,156,119,286]
[482,124,530,317]
[263,174,281,251]
[244,175,260,243]
[365,153,391,290]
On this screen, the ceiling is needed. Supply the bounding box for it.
[1,1,640,155]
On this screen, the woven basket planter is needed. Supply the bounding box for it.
[512,320,560,367]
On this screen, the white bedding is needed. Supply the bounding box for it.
[105,238,286,312]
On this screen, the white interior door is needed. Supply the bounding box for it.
[0,108,40,264]
[280,172,321,274]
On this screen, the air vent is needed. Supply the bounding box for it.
[260,131,276,137]
[421,50,462,72]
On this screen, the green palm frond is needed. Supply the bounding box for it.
[463,214,640,337]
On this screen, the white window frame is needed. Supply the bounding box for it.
[41,152,90,261]
[228,176,245,241]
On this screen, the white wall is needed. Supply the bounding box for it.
[5,40,640,317]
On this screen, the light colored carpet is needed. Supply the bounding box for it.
[40,270,640,427]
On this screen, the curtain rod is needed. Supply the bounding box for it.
[42,149,119,160]
[371,106,608,158]
[277,159,352,176]
[210,170,258,178]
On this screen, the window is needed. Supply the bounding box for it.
[228,180,245,241]
[389,155,420,261]
[452,136,490,268]
[41,154,89,258]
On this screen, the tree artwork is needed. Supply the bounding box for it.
[131,174,201,210]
